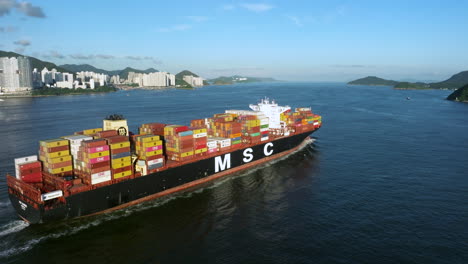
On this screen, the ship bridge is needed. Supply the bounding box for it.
[249,98,290,129]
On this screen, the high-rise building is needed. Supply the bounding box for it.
[183,75,203,86]
[0,57,33,93]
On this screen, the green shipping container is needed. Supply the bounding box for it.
[260,124,269,129]
[250,132,261,137]
[232,140,241,145]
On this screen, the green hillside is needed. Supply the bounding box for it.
[394,82,430,89]
[430,71,468,89]
[348,76,399,86]
[0,50,70,73]
[118,67,159,79]
[446,84,468,102]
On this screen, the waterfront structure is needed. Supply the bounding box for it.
[76,71,109,87]
[110,75,120,84]
[127,71,175,87]
[0,57,33,93]
[183,75,203,86]
[39,67,74,88]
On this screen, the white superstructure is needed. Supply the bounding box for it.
[249,98,291,129]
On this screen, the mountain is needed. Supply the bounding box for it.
[118,67,158,79]
[430,71,468,89]
[348,76,399,86]
[0,50,70,73]
[60,64,114,75]
[59,64,159,79]
[447,83,468,102]
[209,75,277,85]
[394,82,430,89]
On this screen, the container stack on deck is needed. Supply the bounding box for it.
[39,139,73,177]
[139,123,166,136]
[104,135,133,180]
[14,156,42,183]
[135,135,164,174]
[238,115,262,144]
[63,135,93,169]
[164,125,194,161]
[76,139,112,185]
[192,128,208,156]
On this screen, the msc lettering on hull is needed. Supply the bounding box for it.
[214,142,275,173]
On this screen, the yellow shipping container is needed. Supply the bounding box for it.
[138,140,163,148]
[111,160,132,169]
[194,148,207,154]
[82,128,103,135]
[142,149,163,157]
[40,139,69,148]
[46,155,72,164]
[110,141,130,149]
[166,147,177,153]
[43,150,70,159]
[113,170,132,179]
[49,165,73,174]
[192,128,207,134]
[111,156,131,165]
[137,135,160,143]
[181,151,194,157]
[229,133,242,138]
[84,150,110,159]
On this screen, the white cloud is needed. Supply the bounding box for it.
[285,15,303,27]
[240,3,273,12]
[0,0,45,18]
[157,24,192,32]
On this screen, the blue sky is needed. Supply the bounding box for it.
[1,0,467,81]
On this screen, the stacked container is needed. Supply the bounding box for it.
[192,128,208,155]
[14,155,42,183]
[206,138,218,154]
[164,125,194,161]
[77,139,112,185]
[81,128,103,136]
[139,123,166,136]
[95,130,118,139]
[104,135,133,180]
[135,135,164,173]
[39,139,73,177]
[63,135,93,170]
[238,115,261,144]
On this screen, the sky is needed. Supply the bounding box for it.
[1,0,467,81]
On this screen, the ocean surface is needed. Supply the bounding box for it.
[0,83,467,264]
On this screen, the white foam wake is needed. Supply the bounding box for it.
[0,220,29,238]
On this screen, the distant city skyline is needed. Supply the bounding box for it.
[0,0,467,81]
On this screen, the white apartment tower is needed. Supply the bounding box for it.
[0,57,33,93]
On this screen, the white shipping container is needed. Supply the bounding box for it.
[63,135,93,145]
[261,137,269,141]
[41,190,63,201]
[260,128,269,132]
[14,155,38,166]
[91,170,112,185]
[194,132,207,138]
[207,141,217,149]
[284,131,290,136]
[147,158,164,166]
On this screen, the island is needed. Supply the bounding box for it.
[347,76,399,86]
[446,84,468,102]
[348,71,468,90]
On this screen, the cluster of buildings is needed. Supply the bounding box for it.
[0,56,205,94]
[126,71,176,87]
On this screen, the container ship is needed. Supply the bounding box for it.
[6,98,322,224]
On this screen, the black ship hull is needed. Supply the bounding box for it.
[9,131,317,224]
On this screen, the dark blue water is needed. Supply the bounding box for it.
[0,83,467,263]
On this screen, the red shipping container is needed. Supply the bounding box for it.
[195,144,207,150]
[40,145,70,153]
[46,160,72,169]
[145,154,164,161]
[96,130,118,138]
[21,171,42,183]
[111,146,131,155]
[20,166,41,175]
[174,126,189,133]
[105,135,128,144]
[18,161,42,170]
[112,165,133,174]
[261,131,269,135]
[84,160,110,169]
[85,165,111,174]
[82,139,107,148]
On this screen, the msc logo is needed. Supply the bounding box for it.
[214,143,274,173]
